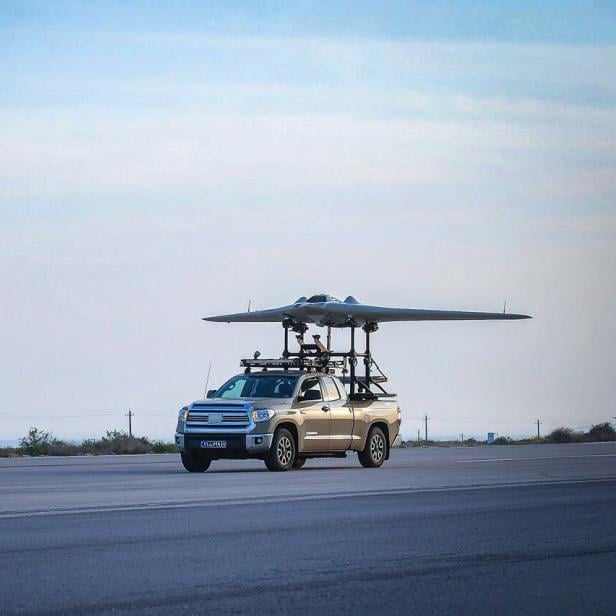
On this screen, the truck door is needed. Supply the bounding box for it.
[296,376,330,451]
[321,376,353,450]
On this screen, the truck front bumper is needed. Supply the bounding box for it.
[175,433,273,457]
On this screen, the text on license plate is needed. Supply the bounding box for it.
[200,440,227,449]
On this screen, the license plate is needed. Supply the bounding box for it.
[200,440,227,449]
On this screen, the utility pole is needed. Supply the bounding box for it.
[424,415,429,442]
[417,429,420,443]
[460,433,464,444]
[536,419,541,440]
[126,409,134,437]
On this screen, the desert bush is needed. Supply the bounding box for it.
[151,440,178,453]
[492,436,513,445]
[79,438,99,455]
[112,436,151,454]
[0,446,20,458]
[19,427,55,456]
[84,430,153,455]
[546,427,581,444]
[18,427,85,456]
[14,428,175,457]
[586,423,616,442]
[48,441,82,456]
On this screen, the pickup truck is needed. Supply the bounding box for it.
[175,370,401,472]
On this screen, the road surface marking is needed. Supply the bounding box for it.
[458,454,616,463]
[1,477,615,520]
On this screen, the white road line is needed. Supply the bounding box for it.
[458,454,616,463]
[1,477,615,520]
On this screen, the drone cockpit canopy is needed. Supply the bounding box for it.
[305,294,339,303]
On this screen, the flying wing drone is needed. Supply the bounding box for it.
[204,294,530,327]
[203,294,531,400]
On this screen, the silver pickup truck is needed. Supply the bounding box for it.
[175,370,401,472]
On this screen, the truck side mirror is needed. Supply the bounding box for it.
[206,389,217,399]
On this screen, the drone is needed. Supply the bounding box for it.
[204,294,530,400]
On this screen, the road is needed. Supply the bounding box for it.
[1,443,615,615]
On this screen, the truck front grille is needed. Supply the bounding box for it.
[186,404,251,429]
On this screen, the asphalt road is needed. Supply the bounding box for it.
[1,443,615,615]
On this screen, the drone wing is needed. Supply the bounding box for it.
[323,303,530,323]
[204,298,531,325]
[203,304,297,323]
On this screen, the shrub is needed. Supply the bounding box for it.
[111,436,151,455]
[79,439,99,455]
[48,441,82,456]
[19,427,55,456]
[0,446,20,458]
[18,427,85,456]
[88,430,153,455]
[587,423,616,442]
[15,429,176,457]
[492,436,513,445]
[151,440,178,454]
[546,427,582,444]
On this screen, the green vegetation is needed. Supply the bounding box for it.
[0,427,178,457]
[151,440,180,453]
[1,423,614,457]
[401,422,616,447]
[543,422,615,444]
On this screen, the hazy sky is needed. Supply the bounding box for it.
[1,1,615,442]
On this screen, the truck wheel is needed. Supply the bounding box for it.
[358,427,387,468]
[181,452,212,473]
[292,458,306,470]
[264,428,296,472]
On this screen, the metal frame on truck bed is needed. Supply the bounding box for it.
[240,318,395,401]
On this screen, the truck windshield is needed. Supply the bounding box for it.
[214,374,298,399]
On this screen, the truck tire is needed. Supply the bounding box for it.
[292,458,306,470]
[264,428,296,472]
[358,426,387,468]
[181,451,212,472]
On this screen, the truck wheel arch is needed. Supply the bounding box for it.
[276,421,299,453]
[371,421,390,460]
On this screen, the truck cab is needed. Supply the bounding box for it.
[175,370,400,472]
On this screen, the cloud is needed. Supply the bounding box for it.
[2,34,614,208]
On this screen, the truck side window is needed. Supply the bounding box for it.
[322,377,341,401]
[299,377,322,401]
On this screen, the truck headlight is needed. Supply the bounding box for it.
[178,407,189,422]
[252,408,274,422]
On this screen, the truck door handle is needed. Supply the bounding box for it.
[321,405,330,412]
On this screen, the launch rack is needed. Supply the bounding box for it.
[241,318,395,401]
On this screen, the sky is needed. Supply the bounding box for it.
[1,1,615,443]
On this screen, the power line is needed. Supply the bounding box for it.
[427,418,545,425]
[0,411,174,417]
[0,413,119,418]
